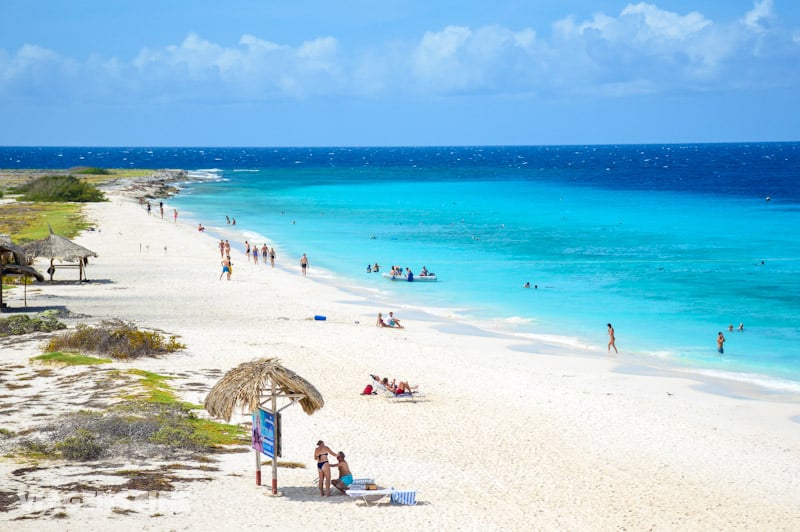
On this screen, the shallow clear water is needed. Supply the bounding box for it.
[4,144,799,389]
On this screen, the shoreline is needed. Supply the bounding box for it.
[2,179,799,529]
[168,173,800,403]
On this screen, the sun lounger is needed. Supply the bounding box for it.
[347,488,393,505]
[347,488,418,506]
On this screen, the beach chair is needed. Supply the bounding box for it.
[347,488,418,506]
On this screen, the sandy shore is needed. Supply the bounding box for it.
[2,189,799,531]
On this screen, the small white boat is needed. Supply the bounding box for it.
[382,273,437,282]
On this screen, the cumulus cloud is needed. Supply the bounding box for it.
[0,1,797,105]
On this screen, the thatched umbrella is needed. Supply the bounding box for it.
[204,357,324,493]
[1,236,44,310]
[21,224,98,281]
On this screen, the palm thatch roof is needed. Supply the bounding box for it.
[1,238,44,281]
[204,357,324,421]
[1,237,44,308]
[21,224,97,263]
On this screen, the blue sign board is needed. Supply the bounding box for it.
[251,407,280,458]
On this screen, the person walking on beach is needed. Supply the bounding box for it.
[270,247,276,268]
[219,240,225,258]
[607,323,618,354]
[173,209,178,222]
[717,331,725,354]
[261,244,268,264]
[300,253,308,276]
[220,255,232,281]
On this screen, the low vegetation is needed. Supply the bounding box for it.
[15,369,247,462]
[0,312,67,337]
[12,174,105,202]
[44,319,186,359]
[0,201,89,242]
[30,351,112,366]
[70,167,111,176]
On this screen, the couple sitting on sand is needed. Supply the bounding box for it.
[373,374,417,396]
[376,311,403,328]
[314,440,353,496]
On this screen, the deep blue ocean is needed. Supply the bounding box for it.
[3,144,799,391]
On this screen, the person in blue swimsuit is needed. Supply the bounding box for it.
[331,451,354,494]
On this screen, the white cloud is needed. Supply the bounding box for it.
[0,2,797,106]
[742,0,774,33]
[410,25,539,92]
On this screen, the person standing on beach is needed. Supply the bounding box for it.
[173,209,178,223]
[261,244,268,264]
[270,247,276,268]
[224,240,231,256]
[219,240,225,258]
[717,331,725,354]
[300,253,308,276]
[607,323,618,354]
[315,440,336,496]
[245,241,251,262]
[220,255,232,281]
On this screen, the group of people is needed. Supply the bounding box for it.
[314,441,353,496]
[386,265,433,282]
[376,311,403,328]
[244,240,277,267]
[717,324,744,354]
[365,263,381,273]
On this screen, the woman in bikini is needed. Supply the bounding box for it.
[314,440,336,496]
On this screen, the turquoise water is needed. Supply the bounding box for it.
[3,144,798,391]
[164,151,800,391]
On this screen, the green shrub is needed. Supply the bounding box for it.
[56,429,103,460]
[44,319,185,359]
[0,314,67,336]
[14,175,105,202]
[71,167,110,175]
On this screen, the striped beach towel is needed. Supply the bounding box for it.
[390,490,417,505]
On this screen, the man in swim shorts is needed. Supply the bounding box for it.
[300,253,308,276]
[331,451,354,494]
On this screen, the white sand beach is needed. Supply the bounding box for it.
[2,188,800,531]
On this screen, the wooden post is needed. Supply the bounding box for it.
[255,448,262,485]
[271,379,278,495]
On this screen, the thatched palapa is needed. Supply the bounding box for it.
[1,235,44,309]
[204,357,324,421]
[21,224,98,280]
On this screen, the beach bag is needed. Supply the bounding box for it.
[361,384,374,395]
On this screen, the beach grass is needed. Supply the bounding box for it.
[0,201,90,242]
[0,168,155,241]
[30,351,113,366]
[123,368,178,404]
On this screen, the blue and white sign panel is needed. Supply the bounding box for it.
[251,407,277,458]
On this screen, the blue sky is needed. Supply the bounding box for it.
[1,0,798,146]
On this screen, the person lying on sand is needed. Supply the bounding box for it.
[378,376,416,395]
